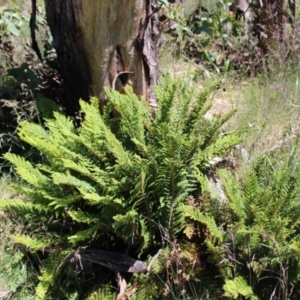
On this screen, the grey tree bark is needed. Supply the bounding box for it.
[44,0,161,115]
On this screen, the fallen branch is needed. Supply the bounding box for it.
[65,247,162,300]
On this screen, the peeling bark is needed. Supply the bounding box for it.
[44,0,161,114]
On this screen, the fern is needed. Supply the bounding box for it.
[67,224,102,245]
[12,234,53,253]
[4,153,50,188]
[1,74,239,298]
[192,154,300,299]
[0,198,48,214]
[181,205,223,241]
[67,210,99,224]
[84,286,117,300]
[35,251,68,300]
[223,276,258,300]
[217,168,245,219]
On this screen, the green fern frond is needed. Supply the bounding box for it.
[78,190,116,205]
[3,73,239,298]
[12,234,52,253]
[35,251,67,300]
[52,171,95,192]
[217,169,245,219]
[207,109,237,136]
[181,205,223,241]
[41,190,81,208]
[154,73,177,125]
[17,120,49,145]
[8,183,45,202]
[183,79,220,134]
[290,237,300,260]
[46,111,77,143]
[169,84,194,134]
[80,99,132,167]
[223,276,258,300]
[0,198,48,214]
[18,121,75,160]
[242,169,259,204]
[4,153,50,188]
[35,277,51,300]
[67,210,99,224]
[198,134,241,165]
[113,211,138,229]
[67,224,102,245]
[77,99,109,152]
[139,218,151,251]
[85,285,117,300]
[105,87,147,146]
[61,157,108,186]
[135,273,161,299]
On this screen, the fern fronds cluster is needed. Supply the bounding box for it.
[183,154,300,299]
[0,74,240,298]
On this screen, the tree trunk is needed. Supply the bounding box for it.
[230,0,295,52]
[255,0,296,52]
[259,0,290,39]
[44,0,161,115]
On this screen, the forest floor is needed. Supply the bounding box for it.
[1,0,300,299]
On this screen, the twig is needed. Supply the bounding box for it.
[112,72,134,90]
[267,135,296,153]
[116,272,127,300]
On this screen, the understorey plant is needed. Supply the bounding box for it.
[0,73,240,299]
[182,153,300,300]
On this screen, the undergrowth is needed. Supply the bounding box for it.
[0,0,60,171]
[0,74,240,299]
[183,153,300,299]
[1,1,300,299]
[0,175,34,300]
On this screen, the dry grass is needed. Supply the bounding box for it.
[0,174,17,200]
[230,67,300,164]
[161,38,300,175]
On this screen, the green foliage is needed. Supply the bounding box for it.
[35,251,68,300]
[132,243,205,300]
[184,154,300,299]
[181,204,223,242]
[223,276,257,300]
[1,74,239,298]
[0,1,57,171]
[0,215,34,300]
[162,1,265,75]
[0,249,33,299]
[85,286,117,300]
